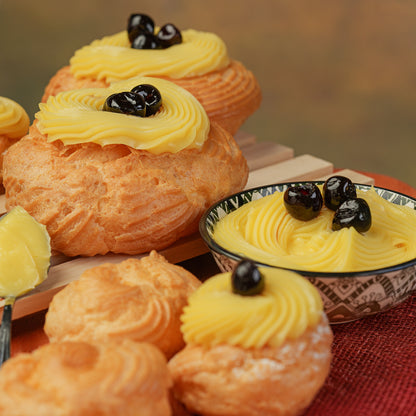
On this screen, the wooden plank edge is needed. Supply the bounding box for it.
[245,154,334,189]
[242,142,294,171]
[234,131,257,148]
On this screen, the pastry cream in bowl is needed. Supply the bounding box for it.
[212,186,416,273]
[200,181,416,323]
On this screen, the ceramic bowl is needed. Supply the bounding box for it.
[199,182,416,323]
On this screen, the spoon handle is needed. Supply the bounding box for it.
[0,297,15,366]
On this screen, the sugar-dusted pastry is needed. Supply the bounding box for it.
[0,96,29,184]
[0,340,172,416]
[3,77,248,256]
[169,260,333,416]
[42,13,261,134]
[44,251,201,359]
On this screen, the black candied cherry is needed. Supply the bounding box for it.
[284,183,323,221]
[127,13,155,42]
[131,84,162,116]
[332,198,372,233]
[231,260,265,296]
[157,23,182,48]
[103,91,146,117]
[131,33,162,50]
[323,175,357,211]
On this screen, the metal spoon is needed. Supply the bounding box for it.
[0,296,16,366]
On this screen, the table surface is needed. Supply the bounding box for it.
[8,171,416,416]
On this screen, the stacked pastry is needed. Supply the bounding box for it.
[0,252,199,416]
[0,254,332,416]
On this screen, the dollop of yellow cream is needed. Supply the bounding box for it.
[35,76,210,153]
[70,29,230,82]
[213,187,416,272]
[0,97,30,139]
[181,268,323,348]
[0,206,51,298]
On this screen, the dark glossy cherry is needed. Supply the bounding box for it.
[332,198,372,233]
[131,33,162,50]
[323,175,357,211]
[157,23,182,47]
[131,84,162,116]
[103,92,146,117]
[127,13,155,42]
[231,260,265,296]
[284,183,323,221]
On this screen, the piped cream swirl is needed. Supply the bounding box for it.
[213,187,416,272]
[35,76,210,153]
[181,268,323,348]
[0,97,30,138]
[70,29,230,82]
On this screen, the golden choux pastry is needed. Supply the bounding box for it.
[0,96,29,184]
[42,17,261,135]
[44,251,201,359]
[0,340,172,416]
[168,263,333,416]
[3,77,248,256]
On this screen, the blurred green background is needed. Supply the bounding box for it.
[1,0,415,186]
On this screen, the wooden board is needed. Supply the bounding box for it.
[0,134,375,319]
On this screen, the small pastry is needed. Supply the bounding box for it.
[169,260,333,416]
[0,340,172,416]
[44,251,201,359]
[0,96,29,184]
[42,13,261,134]
[3,77,248,256]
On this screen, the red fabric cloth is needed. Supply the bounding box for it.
[305,292,416,416]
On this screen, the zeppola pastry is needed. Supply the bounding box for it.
[3,76,248,256]
[169,261,333,416]
[44,251,201,359]
[42,13,262,134]
[0,96,29,184]
[0,340,172,416]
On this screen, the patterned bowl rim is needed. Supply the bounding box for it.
[199,181,416,278]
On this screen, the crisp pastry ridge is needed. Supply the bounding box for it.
[44,251,201,359]
[3,118,248,256]
[42,59,261,135]
[0,339,172,416]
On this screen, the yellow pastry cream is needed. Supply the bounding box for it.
[0,97,30,139]
[212,187,416,272]
[70,29,230,82]
[36,76,210,153]
[0,206,51,298]
[181,267,323,348]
